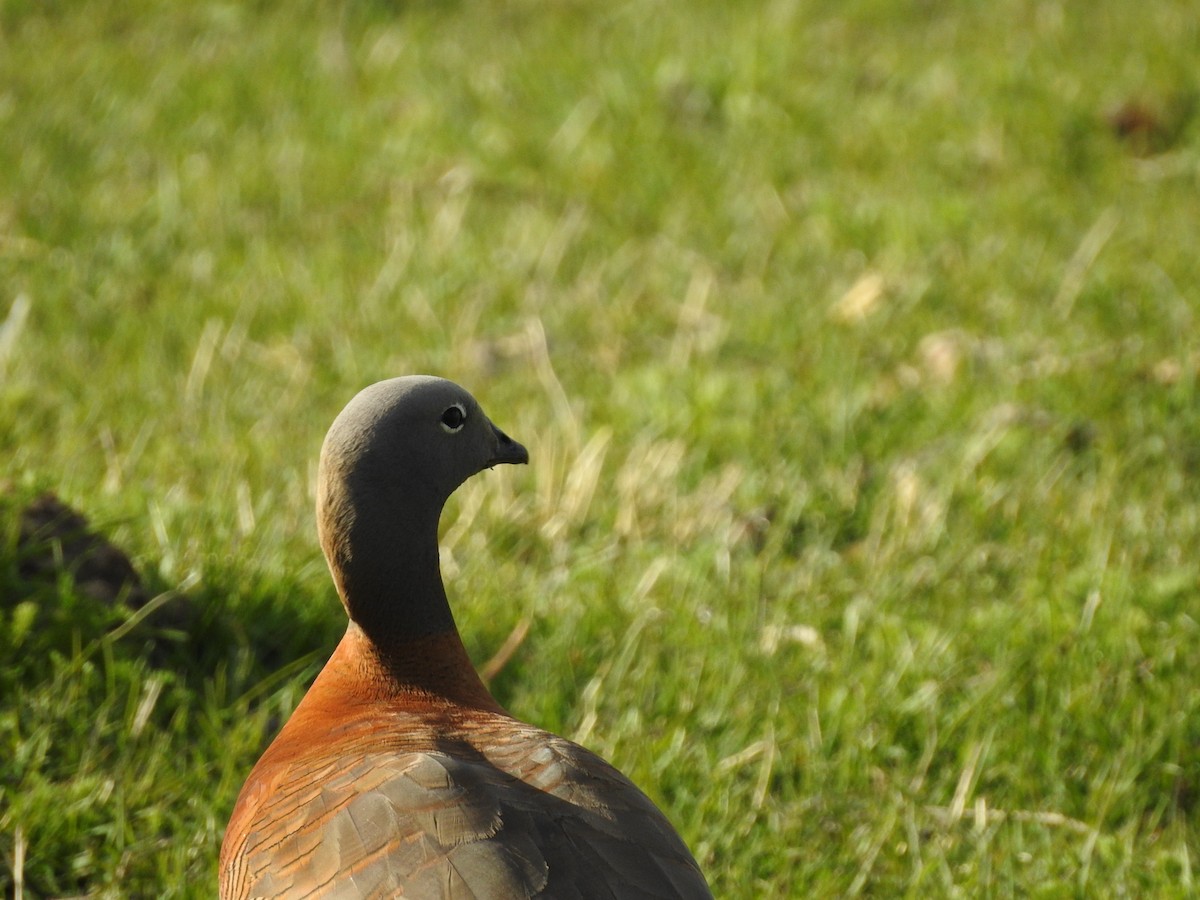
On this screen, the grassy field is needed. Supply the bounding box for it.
[2,0,1199,895]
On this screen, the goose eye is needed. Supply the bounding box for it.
[440,403,467,433]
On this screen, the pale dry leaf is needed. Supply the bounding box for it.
[829,273,885,323]
[1151,358,1181,385]
[759,623,824,656]
[917,331,963,384]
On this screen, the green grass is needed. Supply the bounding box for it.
[2,0,1199,895]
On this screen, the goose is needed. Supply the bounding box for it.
[219,376,712,899]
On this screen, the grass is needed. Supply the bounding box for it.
[2,0,1198,895]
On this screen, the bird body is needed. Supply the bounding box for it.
[219,377,711,899]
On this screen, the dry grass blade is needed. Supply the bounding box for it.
[480,616,532,684]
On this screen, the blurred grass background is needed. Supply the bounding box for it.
[2,0,1198,895]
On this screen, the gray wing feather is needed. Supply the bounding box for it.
[237,730,710,899]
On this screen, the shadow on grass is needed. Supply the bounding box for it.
[0,484,341,704]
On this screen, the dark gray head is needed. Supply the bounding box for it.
[316,376,528,632]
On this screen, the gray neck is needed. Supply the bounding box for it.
[322,469,456,645]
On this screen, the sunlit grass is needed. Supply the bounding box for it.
[2,0,1198,896]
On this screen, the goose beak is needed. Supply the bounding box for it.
[488,423,529,467]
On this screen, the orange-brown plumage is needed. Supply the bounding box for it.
[219,377,711,899]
